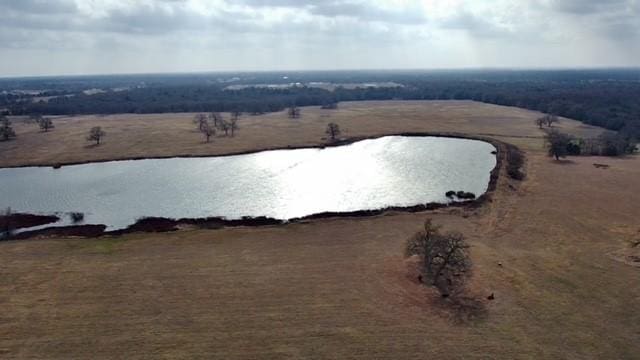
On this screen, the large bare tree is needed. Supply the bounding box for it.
[405,219,472,297]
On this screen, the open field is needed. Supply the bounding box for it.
[0,100,601,167]
[1,101,639,359]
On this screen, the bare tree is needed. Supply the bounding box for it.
[545,129,571,160]
[231,110,242,121]
[229,117,239,137]
[39,117,54,132]
[325,122,341,141]
[193,113,208,132]
[535,117,546,129]
[218,119,230,136]
[87,126,106,145]
[543,114,558,127]
[405,219,472,297]
[210,112,223,128]
[288,106,301,119]
[200,121,215,143]
[0,116,16,141]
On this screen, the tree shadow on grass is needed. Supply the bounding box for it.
[437,295,489,325]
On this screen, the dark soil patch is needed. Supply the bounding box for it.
[11,225,107,240]
[0,213,59,230]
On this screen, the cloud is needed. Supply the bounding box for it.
[440,11,512,38]
[308,1,427,24]
[0,0,78,14]
[0,0,638,76]
[544,0,632,15]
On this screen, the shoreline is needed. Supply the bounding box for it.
[3,133,516,240]
[0,132,498,169]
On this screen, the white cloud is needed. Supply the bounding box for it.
[0,0,638,76]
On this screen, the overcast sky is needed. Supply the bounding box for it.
[0,0,639,76]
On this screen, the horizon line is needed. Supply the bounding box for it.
[2,66,640,80]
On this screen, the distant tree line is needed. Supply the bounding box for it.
[3,73,640,140]
[545,129,636,160]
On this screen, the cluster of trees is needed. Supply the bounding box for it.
[545,129,636,160]
[405,219,472,298]
[29,115,55,132]
[193,112,240,142]
[535,114,559,129]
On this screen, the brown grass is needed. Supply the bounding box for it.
[0,100,600,167]
[1,101,639,359]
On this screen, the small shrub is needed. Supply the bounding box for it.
[456,191,476,200]
[70,212,85,224]
[505,144,525,180]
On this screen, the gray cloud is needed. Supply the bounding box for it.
[0,0,638,76]
[545,0,632,15]
[440,11,512,38]
[308,1,427,24]
[0,0,77,14]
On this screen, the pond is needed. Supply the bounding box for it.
[0,136,497,230]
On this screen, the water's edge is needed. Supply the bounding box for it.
[3,132,513,240]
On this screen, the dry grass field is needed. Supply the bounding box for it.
[1,101,639,359]
[0,100,599,167]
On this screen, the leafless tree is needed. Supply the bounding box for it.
[218,119,230,136]
[87,126,106,145]
[229,117,239,137]
[405,219,472,297]
[210,112,223,128]
[541,114,559,127]
[0,116,16,141]
[288,106,301,119]
[193,113,208,132]
[231,110,242,121]
[325,122,341,141]
[535,117,546,129]
[39,117,54,132]
[200,121,215,142]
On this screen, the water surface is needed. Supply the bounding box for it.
[0,136,496,230]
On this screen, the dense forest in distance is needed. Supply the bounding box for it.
[1,69,639,139]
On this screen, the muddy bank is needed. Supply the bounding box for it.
[0,133,519,240]
[0,213,60,231]
[10,225,107,240]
